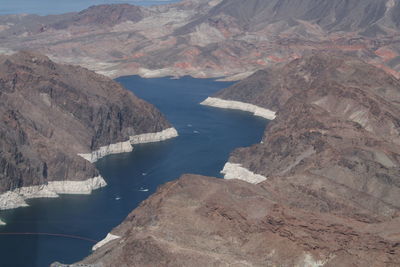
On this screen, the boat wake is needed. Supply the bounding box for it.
[138,187,149,192]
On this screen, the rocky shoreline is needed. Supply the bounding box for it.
[92,233,120,251]
[0,127,179,224]
[78,128,178,163]
[200,98,273,184]
[0,51,177,226]
[201,97,276,120]
[0,176,107,211]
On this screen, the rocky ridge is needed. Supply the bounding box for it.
[0,51,176,214]
[68,54,400,266]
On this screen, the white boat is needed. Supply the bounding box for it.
[138,187,149,192]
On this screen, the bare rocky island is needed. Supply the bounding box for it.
[63,53,400,267]
[0,51,177,217]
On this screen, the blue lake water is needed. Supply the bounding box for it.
[0,76,268,266]
[0,0,180,15]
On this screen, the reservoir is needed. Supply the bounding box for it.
[0,76,268,266]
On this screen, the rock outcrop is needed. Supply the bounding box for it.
[0,51,176,211]
[70,54,400,266]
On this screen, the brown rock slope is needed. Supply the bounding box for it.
[225,53,400,222]
[75,175,400,266]
[71,54,400,266]
[0,51,170,195]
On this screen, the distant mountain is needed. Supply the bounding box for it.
[0,0,399,79]
[0,51,174,210]
[189,0,399,34]
[51,4,145,29]
[66,54,400,266]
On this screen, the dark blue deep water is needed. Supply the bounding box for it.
[0,76,268,267]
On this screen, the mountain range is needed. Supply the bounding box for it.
[0,0,399,79]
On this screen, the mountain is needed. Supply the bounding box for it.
[63,54,400,266]
[0,0,400,79]
[51,4,145,29]
[213,51,400,112]
[209,53,400,221]
[0,51,176,211]
[182,0,400,34]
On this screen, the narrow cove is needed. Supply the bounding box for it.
[0,76,268,266]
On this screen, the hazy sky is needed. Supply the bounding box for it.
[0,0,181,15]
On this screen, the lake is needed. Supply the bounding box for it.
[0,0,181,15]
[0,76,268,266]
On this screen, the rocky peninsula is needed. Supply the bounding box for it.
[0,51,177,220]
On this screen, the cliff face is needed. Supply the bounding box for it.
[72,54,400,266]
[0,51,171,195]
